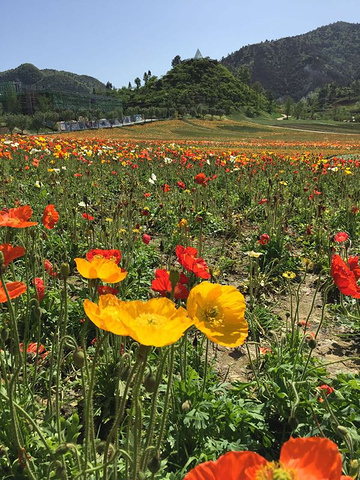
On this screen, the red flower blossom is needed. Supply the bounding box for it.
[0,281,27,303]
[33,278,45,303]
[97,285,119,296]
[184,437,351,480]
[44,259,57,277]
[317,384,335,402]
[348,256,360,280]
[0,243,25,267]
[194,173,206,185]
[331,254,360,298]
[175,245,211,279]
[151,269,189,300]
[258,233,269,245]
[177,181,186,189]
[144,192,151,198]
[82,213,94,221]
[0,206,38,228]
[258,198,268,205]
[19,342,48,360]
[351,205,359,215]
[142,233,151,245]
[334,232,349,243]
[86,249,122,264]
[162,183,170,192]
[43,204,59,230]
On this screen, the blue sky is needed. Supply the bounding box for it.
[1,0,360,88]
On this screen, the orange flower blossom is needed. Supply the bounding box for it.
[43,204,59,230]
[0,281,27,303]
[0,206,38,228]
[183,437,352,480]
[0,243,25,267]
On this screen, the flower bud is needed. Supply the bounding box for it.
[143,373,157,393]
[181,400,191,412]
[137,472,146,480]
[287,415,298,430]
[169,269,180,290]
[55,444,71,456]
[60,263,70,279]
[336,425,349,437]
[73,349,85,368]
[147,452,161,474]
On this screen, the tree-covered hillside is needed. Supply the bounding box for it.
[118,57,273,117]
[0,63,106,94]
[221,22,360,101]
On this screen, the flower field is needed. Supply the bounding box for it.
[0,131,359,479]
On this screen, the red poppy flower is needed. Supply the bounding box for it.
[162,184,170,192]
[317,384,335,402]
[44,259,57,277]
[259,233,270,245]
[258,198,268,205]
[194,173,206,185]
[0,281,27,303]
[86,249,122,264]
[19,342,48,360]
[33,278,45,303]
[43,204,59,230]
[151,269,189,300]
[175,245,211,279]
[184,437,351,480]
[177,181,186,189]
[82,213,94,221]
[0,243,25,267]
[334,232,349,243]
[0,206,38,228]
[331,254,360,298]
[97,285,119,296]
[142,234,151,245]
[348,256,360,280]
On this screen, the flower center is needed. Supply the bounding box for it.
[256,462,297,480]
[136,313,166,327]
[199,305,224,329]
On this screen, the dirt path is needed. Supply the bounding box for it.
[212,275,359,382]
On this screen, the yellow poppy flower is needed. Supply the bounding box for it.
[75,258,127,283]
[186,282,248,347]
[84,295,129,335]
[85,296,192,346]
[119,298,193,347]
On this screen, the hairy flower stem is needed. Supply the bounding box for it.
[103,347,149,480]
[140,347,170,471]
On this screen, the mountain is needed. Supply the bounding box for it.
[0,63,106,94]
[221,22,360,101]
[121,57,272,116]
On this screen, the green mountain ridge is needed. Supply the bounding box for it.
[0,63,106,94]
[221,21,360,101]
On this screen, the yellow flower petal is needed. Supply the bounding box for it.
[187,282,248,347]
[75,258,127,283]
[84,295,129,335]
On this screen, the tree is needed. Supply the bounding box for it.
[134,77,141,89]
[106,81,113,90]
[4,85,20,114]
[284,96,293,119]
[143,72,148,85]
[128,82,132,90]
[171,55,181,68]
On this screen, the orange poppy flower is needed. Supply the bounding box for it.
[43,204,59,230]
[331,254,360,298]
[75,257,127,283]
[0,206,38,228]
[184,437,352,480]
[0,281,27,303]
[0,243,25,267]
